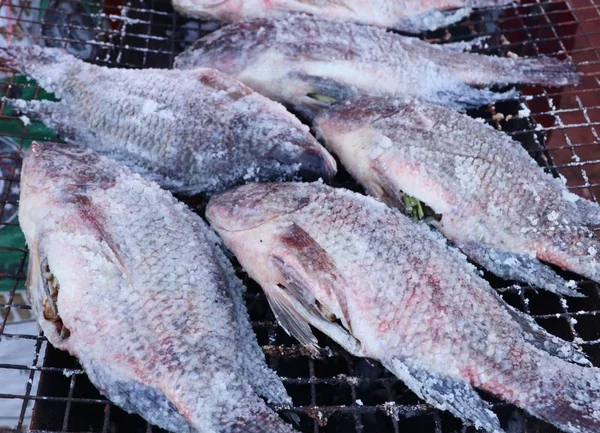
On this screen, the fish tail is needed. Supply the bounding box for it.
[524,358,600,433]
[508,56,580,86]
[1,45,52,71]
[0,46,77,92]
[457,54,580,87]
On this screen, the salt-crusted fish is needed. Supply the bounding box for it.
[20,142,295,433]
[314,96,600,296]
[1,45,336,195]
[170,0,511,33]
[207,181,600,433]
[174,15,579,115]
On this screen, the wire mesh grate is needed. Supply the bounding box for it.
[0,0,598,432]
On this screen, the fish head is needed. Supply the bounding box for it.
[315,99,405,200]
[207,183,311,233]
[208,182,359,354]
[20,142,113,196]
[187,67,337,182]
[207,182,313,290]
[19,142,110,229]
[207,183,314,325]
[315,97,455,213]
[19,142,117,348]
[174,19,275,75]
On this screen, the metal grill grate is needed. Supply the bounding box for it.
[0,0,599,432]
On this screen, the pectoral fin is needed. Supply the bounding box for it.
[71,193,129,279]
[276,222,352,331]
[292,72,357,118]
[369,157,407,207]
[384,357,503,433]
[264,223,362,356]
[264,283,320,353]
[267,258,363,357]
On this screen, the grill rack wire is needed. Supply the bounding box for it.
[0,0,599,432]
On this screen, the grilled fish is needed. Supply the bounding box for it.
[170,0,511,33]
[207,181,600,433]
[174,15,579,115]
[20,142,296,433]
[313,96,600,295]
[1,45,336,195]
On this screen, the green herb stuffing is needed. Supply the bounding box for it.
[402,195,426,221]
[307,93,337,104]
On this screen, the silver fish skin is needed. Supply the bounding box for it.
[170,0,512,33]
[173,15,579,115]
[207,181,600,433]
[1,45,336,195]
[313,96,600,296]
[20,142,295,433]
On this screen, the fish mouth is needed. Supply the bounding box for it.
[41,261,70,340]
[265,138,337,182]
[27,248,71,341]
[295,147,337,183]
[30,141,93,158]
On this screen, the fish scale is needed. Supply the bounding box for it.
[0,45,336,195]
[314,96,600,296]
[207,181,600,433]
[20,143,295,433]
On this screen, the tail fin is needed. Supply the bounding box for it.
[0,45,78,94]
[524,358,600,433]
[448,51,580,88]
[504,56,580,87]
